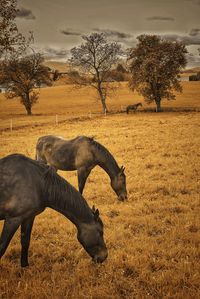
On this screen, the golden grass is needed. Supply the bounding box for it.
[0,83,200,299]
[0,82,200,131]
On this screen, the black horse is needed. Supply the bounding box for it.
[35,135,127,201]
[0,154,107,267]
[126,102,142,114]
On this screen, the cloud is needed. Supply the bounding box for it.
[162,34,200,45]
[32,46,69,61]
[185,0,200,4]
[186,52,200,67]
[146,16,175,21]
[93,28,133,40]
[16,7,35,20]
[60,29,81,36]
[189,29,200,36]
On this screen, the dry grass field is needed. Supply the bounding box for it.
[0,82,200,299]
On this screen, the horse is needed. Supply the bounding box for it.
[0,154,108,267]
[35,135,127,201]
[126,102,142,114]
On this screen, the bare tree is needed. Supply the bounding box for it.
[1,53,52,115]
[69,33,122,113]
[128,35,188,112]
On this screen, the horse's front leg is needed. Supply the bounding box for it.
[77,167,92,194]
[0,217,22,260]
[21,217,35,267]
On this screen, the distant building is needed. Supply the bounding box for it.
[180,76,189,81]
[0,86,6,93]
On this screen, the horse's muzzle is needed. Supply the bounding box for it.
[118,193,128,201]
[92,249,108,263]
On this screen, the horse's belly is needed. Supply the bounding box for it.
[49,157,76,171]
[58,165,76,171]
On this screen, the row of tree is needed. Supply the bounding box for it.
[0,0,189,115]
[189,72,200,81]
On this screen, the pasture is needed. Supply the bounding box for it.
[0,82,200,299]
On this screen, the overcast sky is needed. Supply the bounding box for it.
[17,0,200,67]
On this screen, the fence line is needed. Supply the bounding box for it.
[0,107,200,133]
[0,112,108,133]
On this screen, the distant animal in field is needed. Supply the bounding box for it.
[126,102,142,114]
[0,154,107,267]
[35,135,127,201]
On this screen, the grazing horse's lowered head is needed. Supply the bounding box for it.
[77,206,107,263]
[110,166,127,201]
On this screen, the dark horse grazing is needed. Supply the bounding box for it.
[35,135,127,201]
[126,102,142,114]
[0,154,107,267]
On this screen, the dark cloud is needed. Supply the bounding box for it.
[93,28,132,40]
[162,34,200,45]
[146,16,175,21]
[39,47,69,60]
[60,30,81,36]
[16,7,35,20]
[189,29,200,36]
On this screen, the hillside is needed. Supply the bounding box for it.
[0,81,200,132]
[183,67,200,73]
[43,60,70,72]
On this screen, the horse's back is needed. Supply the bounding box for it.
[35,135,95,170]
[0,154,45,218]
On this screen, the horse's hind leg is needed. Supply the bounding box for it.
[0,217,22,260]
[21,217,35,267]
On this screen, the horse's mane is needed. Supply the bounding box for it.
[40,163,93,222]
[87,137,120,171]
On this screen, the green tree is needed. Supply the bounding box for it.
[69,33,122,113]
[1,53,52,115]
[128,35,187,112]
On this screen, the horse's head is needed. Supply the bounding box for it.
[111,166,127,201]
[77,207,108,263]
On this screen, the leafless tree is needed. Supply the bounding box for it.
[69,33,122,113]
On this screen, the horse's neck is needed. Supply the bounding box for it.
[46,186,93,227]
[94,145,120,179]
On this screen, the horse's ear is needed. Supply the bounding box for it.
[95,209,99,219]
[94,208,99,220]
[92,205,100,219]
[120,166,125,173]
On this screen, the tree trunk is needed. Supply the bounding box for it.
[155,99,162,112]
[26,106,32,115]
[97,86,108,114]
[23,94,32,115]
[101,96,108,114]
[96,70,108,114]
